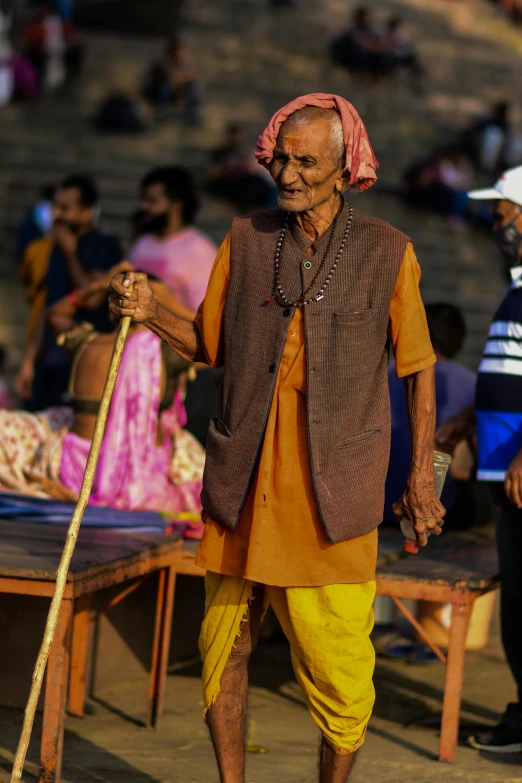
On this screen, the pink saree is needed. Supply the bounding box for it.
[59,330,203,515]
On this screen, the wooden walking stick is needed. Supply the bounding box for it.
[10,310,133,783]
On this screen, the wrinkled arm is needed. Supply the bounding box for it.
[405,364,436,486]
[109,235,231,367]
[108,271,206,363]
[392,364,446,547]
[144,299,207,364]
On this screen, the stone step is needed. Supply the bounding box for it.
[0,0,521,373]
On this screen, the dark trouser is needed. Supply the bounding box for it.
[184,367,223,446]
[488,482,522,731]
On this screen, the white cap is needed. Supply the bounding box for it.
[468,166,522,208]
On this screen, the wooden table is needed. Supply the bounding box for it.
[0,521,181,783]
[376,526,499,763]
[174,527,500,764]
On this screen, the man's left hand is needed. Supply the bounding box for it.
[392,476,446,548]
[505,449,522,509]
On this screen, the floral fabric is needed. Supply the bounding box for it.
[0,331,204,521]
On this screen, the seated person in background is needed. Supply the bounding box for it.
[402,147,473,221]
[330,7,382,74]
[461,102,512,177]
[0,8,39,105]
[384,303,478,527]
[0,268,205,534]
[24,0,84,89]
[93,91,147,134]
[380,16,425,92]
[16,174,123,410]
[142,40,202,124]
[206,123,277,212]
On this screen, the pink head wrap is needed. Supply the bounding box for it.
[255,93,378,192]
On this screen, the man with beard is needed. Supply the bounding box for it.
[16,174,122,409]
[130,166,218,445]
[130,166,217,312]
[109,94,443,781]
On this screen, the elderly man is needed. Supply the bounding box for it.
[109,93,443,782]
[438,165,522,755]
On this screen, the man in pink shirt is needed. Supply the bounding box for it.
[130,166,217,312]
[130,165,220,445]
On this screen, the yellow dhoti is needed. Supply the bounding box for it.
[199,572,376,754]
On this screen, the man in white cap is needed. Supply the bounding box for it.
[437,165,522,754]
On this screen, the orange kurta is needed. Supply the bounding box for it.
[194,234,435,587]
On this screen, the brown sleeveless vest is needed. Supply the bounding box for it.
[201,202,409,544]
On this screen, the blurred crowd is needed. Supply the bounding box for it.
[330,7,425,93]
[0,0,84,106]
[0,166,220,538]
[401,102,522,228]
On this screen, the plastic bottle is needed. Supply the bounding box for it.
[400,450,452,554]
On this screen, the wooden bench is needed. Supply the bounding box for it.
[376,526,499,762]
[0,521,182,783]
[174,526,500,764]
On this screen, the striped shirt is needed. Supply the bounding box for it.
[476,265,522,480]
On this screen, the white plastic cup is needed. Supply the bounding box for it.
[401,450,451,554]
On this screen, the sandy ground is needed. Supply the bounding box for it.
[1,612,522,783]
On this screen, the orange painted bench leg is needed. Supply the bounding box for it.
[149,565,177,727]
[39,597,73,783]
[439,601,472,762]
[68,594,92,717]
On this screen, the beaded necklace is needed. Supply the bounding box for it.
[264,203,354,308]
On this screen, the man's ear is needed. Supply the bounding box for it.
[334,172,350,195]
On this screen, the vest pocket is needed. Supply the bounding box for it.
[334,307,380,324]
[212,415,231,438]
[334,428,381,449]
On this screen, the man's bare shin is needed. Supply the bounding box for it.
[206,656,249,783]
[319,738,358,783]
[205,586,264,783]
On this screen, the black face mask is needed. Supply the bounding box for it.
[493,217,522,267]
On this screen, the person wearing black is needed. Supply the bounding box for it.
[17,175,122,410]
[438,166,522,754]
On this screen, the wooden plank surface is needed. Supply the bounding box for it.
[377,525,499,590]
[0,520,499,591]
[0,520,181,582]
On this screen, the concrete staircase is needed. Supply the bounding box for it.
[1,0,521,369]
